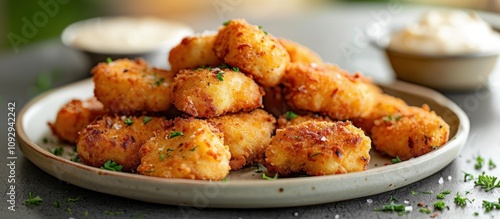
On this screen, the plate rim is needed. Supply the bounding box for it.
[16,78,470,208]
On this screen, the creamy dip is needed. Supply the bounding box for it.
[63,17,194,54]
[388,10,500,55]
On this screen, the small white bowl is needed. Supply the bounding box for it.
[61,16,194,68]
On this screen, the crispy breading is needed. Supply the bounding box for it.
[137,117,230,180]
[277,112,333,129]
[264,121,371,176]
[278,38,323,64]
[283,63,379,120]
[168,33,222,73]
[77,115,171,172]
[370,105,450,161]
[207,109,276,170]
[48,97,106,143]
[214,19,290,87]
[92,58,175,114]
[351,94,408,135]
[171,68,263,118]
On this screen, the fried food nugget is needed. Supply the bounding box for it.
[351,94,408,135]
[214,19,290,87]
[370,105,450,161]
[48,97,106,143]
[77,115,171,172]
[277,112,333,129]
[92,58,175,114]
[278,38,323,64]
[207,109,276,170]
[283,63,379,120]
[171,68,263,118]
[137,117,230,180]
[264,121,371,176]
[168,32,222,73]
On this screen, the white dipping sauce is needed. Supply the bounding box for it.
[63,17,194,54]
[388,11,500,55]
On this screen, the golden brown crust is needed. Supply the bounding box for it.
[207,109,276,170]
[351,94,408,135]
[278,38,323,64]
[77,115,172,171]
[277,113,333,129]
[92,58,175,115]
[48,97,106,143]
[137,117,230,180]
[214,19,290,87]
[264,121,371,176]
[171,68,263,118]
[370,105,450,160]
[168,33,222,73]
[283,63,379,120]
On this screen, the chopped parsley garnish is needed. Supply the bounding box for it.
[101,160,123,172]
[123,118,134,126]
[43,137,48,144]
[67,196,80,202]
[475,155,484,169]
[190,146,198,152]
[391,156,402,164]
[222,178,228,182]
[216,71,225,81]
[72,155,81,163]
[285,111,298,120]
[106,57,112,64]
[436,190,451,199]
[159,154,165,161]
[422,191,434,194]
[482,198,500,213]
[411,191,418,195]
[169,131,184,139]
[223,20,231,26]
[263,173,279,180]
[373,201,407,214]
[52,200,60,208]
[84,210,89,217]
[218,63,230,68]
[258,25,268,35]
[104,210,124,215]
[419,207,431,214]
[433,200,446,210]
[52,147,64,156]
[454,192,470,207]
[474,212,479,216]
[395,115,402,121]
[382,115,394,122]
[25,192,43,206]
[489,159,496,170]
[474,172,500,191]
[463,171,474,182]
[66,207,72,215]
[232,67,239,72]
[143,116,153,124]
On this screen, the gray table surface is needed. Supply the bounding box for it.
[2,2,500,219]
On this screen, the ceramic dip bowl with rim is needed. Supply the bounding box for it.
[61,16,194,69]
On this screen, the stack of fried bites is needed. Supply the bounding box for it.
[48,19,450,180]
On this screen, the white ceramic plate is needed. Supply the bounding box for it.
[17,79,469,208]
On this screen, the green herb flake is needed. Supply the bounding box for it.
[216,71,225,81]
[436,190,451,199]
[101,160,123,172]
[263,173,279,180]
[123,118,134,126]
[258,25,268,35]
[411,191,418,195]
[474,212,479,216]
[454,192,470,207]
[232,67,239,72]
[222,178,228,182]
[52,200,60,208]
[143,116,153,125]
[419,207,431,214]
[169,131,184,139]
[463,171,474,182]
[482,199,500,213]
[223,20,231,26]
[25,192,43,206]
[474,172,500,191]
[433,200,446,211]
[391,156,402,164]
[190,146,199,152]
[382,115,394,122]
[53,147,64,156]
[373,202,406,213]
[66,208,72,215]
[67,196,80,202]
[43,137,48,144]
[104,210,125,215]
[395,115,402,121]
[159,154,165,161]
[489,159,496,170]
[106,57,112,64]
[423,191,434,194]
[475,155,484,170]
[154,77,165,86]
[84,210,89,217]
[285,111,298,120]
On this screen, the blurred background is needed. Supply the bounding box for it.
[1,0,499,54]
